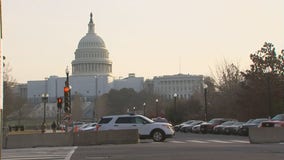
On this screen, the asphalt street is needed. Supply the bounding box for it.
[2,132,284,160]
[70,132,284,160]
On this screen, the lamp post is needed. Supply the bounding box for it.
[203,84,208,122]
[133,107,136,114]
[173,93,177,113]
[173,93,177,123]
[265,67,272,119]
[41,93,49,133]
[94,76,98,121]
[155,99,159,117]
[143,102,146,116]
[65,66,71,113]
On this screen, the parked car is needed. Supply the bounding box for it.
[239,118,268,136]
[212,120,238,134]
[223,121,244,135]
[97,114,175,142]
[180,120,204,133]
[260,114,284,127]
[200,118,236,134]
[174,120,195,131]
[79,122,97,132]
[191,122,206,133]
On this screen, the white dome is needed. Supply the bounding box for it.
[72,13,112,76]
[78,33,106,48]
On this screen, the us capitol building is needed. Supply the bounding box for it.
[14,13,204,118]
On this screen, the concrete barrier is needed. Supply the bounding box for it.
[73,129,139,146]
[5,129,139,149]
[5,132,73,149]
[249,127,284,144]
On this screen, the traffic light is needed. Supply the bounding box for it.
[57,97,63,109]
[64,86,71,113]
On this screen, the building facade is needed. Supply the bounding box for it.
[112,73,144,92]
[153,74,204,100]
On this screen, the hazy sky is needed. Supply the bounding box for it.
[2,0,284,83]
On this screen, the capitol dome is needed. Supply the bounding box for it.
[72,13,112,76]
[78,31,106,49]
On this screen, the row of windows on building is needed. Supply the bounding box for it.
[72,63,112,73]
[75,52,109,59]
[155,86,200,93]
[78,42,105,48]
[158,79,202,85]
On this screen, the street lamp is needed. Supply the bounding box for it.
[155,99,159,117]
[143,102,146,116]
[94,76,98,121]
[173,93,177,112]
[41,93,49,133]
[65,66,70,81]
[173,93,177,123]
[65,66,71,113]
[265,67,272,119]
[204,84,208,122]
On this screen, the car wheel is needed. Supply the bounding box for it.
[152,130,165,142]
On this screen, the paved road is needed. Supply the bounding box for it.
[2,133,284,160]
[70,133,284,160]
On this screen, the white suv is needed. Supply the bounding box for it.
[97,114,175,142]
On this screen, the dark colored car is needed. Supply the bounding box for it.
[180,120,204,133]
[260,114,284,127]
[223,121,244,135]
[212,120,238,134]
[239,118,268,136]
[174,120,195,131]
[200,118,235,134]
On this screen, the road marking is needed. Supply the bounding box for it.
[186,140,209,143]
[65,146,77,160]
[207,140,233,144]
[169,140,186,144]
[230,140,249,144]
[2,146,76,160]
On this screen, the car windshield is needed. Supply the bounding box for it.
[98,117,113,124]
[141,116,155,123]
[190,121,203,125]
[208,119,223,124]
[272,114,284,121]
[221,121,236,125]
[251,119,267,124]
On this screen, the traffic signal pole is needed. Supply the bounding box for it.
[57,97,63,127]
[64,67,71,132]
